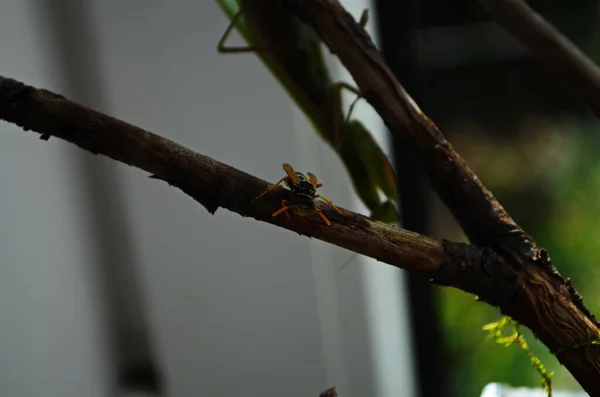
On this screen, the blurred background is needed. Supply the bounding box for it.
[376,0,600,396]
[0,0,598,397]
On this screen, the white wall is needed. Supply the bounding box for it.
[0,1,416,396]
[0,2,112,397]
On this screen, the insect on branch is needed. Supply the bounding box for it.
[280,0,600,393]
[0,73,517,307]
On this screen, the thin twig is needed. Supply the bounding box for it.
[480,0,600,120]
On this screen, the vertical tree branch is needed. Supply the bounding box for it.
[479,0,600,120]
[282,0,600,393]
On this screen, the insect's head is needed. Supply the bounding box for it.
[290,173,316,196]
[281,164,318,198]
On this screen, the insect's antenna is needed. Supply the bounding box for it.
[338,252,360,273]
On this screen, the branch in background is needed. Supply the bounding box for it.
[281,0,600,393]
[479,0,600,121]
[0,74,517,306]
[285,0,522,247]
[2,0,600,390]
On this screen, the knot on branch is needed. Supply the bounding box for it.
[492,237,599,326]
[436,241,518,306]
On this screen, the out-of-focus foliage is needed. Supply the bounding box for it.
[216,0,399,223]
[438,117,600,396]
[214,0,400,222]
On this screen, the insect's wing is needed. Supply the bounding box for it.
[306,172,319,187]
[282,163,300,184]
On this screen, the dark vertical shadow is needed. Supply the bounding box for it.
[372,1,449,396]
[37,1,163,395]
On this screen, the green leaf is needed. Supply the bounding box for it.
[214,0,401,223]
[338,141,383,210]
[347,120,399,202]
[216,0,239,16]
[369,201,400,223]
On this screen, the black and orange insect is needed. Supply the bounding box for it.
[254,163,344,226]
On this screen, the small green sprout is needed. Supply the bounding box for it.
[483,316,554,397]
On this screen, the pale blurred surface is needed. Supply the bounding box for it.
[481,383,588,397]
[0,1,415,397]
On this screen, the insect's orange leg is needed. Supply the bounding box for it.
[318,212,332,226]
[272,206,291,217]
[272,200,292,222]
[254,177,289,201]
[315,194,344,215]
[280,200,291,222]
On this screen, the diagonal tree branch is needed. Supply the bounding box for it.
[0,74,516,306]
[281,0,600,393]
[286,0,523,247]
[478,0,600,121]
[1,0,600,391]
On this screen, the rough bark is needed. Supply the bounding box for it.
[0,75,518,306]
[281,0,600,393]
[0,0,599,392]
